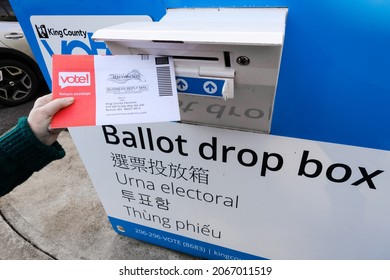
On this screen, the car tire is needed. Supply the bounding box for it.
[0,59,39,106]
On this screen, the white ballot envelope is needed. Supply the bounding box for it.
[52,54,180,128]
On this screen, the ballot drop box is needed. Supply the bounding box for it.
[70,8,390,259]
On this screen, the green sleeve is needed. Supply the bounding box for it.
[0,117,65,197]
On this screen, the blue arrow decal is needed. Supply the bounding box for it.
[176,76,225,98]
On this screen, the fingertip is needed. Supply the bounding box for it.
[65,97,75,104]
[58,97,75,107]
[43,97,75,116]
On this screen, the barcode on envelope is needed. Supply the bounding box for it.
[156,66,173,97]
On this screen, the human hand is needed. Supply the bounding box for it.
[27,94,74,146]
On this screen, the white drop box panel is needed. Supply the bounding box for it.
[93,8,288,133]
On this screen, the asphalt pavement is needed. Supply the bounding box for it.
[0,100,35,135]
[0,101,196,260]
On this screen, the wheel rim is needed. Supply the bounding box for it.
[0,65,32,102]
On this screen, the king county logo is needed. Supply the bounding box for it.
[107,69,146,84]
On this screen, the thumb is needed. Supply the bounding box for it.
[43,97,75,117]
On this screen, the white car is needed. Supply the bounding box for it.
[0,2,47,106]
